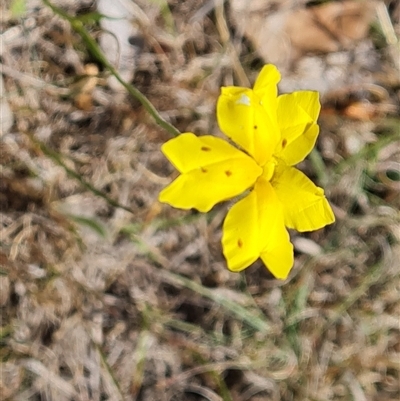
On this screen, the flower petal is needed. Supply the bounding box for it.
[271,164,335,232]
[292,90,320,121]
[259,224,293,280]
[222,192,260,272]
[217,68,281,166]
[222,178,293,279]
[159,133,262,212]
[160,133,248,173]
[275,91,321,164]
[279,124,320,166]
[253,64,281,93]
[276,93,312,140]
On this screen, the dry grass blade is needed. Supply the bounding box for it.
[185,384,224,401]
[158,269,271,333]
[22,359,78,398]
[1,0,399,400]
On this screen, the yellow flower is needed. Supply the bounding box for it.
[159,65,335,279]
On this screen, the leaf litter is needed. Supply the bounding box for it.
[0,0,399,400]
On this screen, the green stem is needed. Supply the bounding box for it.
[42,0,180,137]
[319,260,384,335]
[95,343,124,401]
[308,148,328,187]
[35,138,136,214]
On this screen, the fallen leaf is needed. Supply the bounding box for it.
[230,0,376,67]
[287,1,376,54]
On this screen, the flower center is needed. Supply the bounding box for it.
[261,158,277,182]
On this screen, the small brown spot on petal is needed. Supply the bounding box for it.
[225,170,232,177]
[237,239,243,248]
[201,167,207,173]
[282,139,287,148]
[254,125,258,129]
[201,146,211,151]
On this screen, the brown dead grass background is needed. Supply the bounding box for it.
[1,0,400,400]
